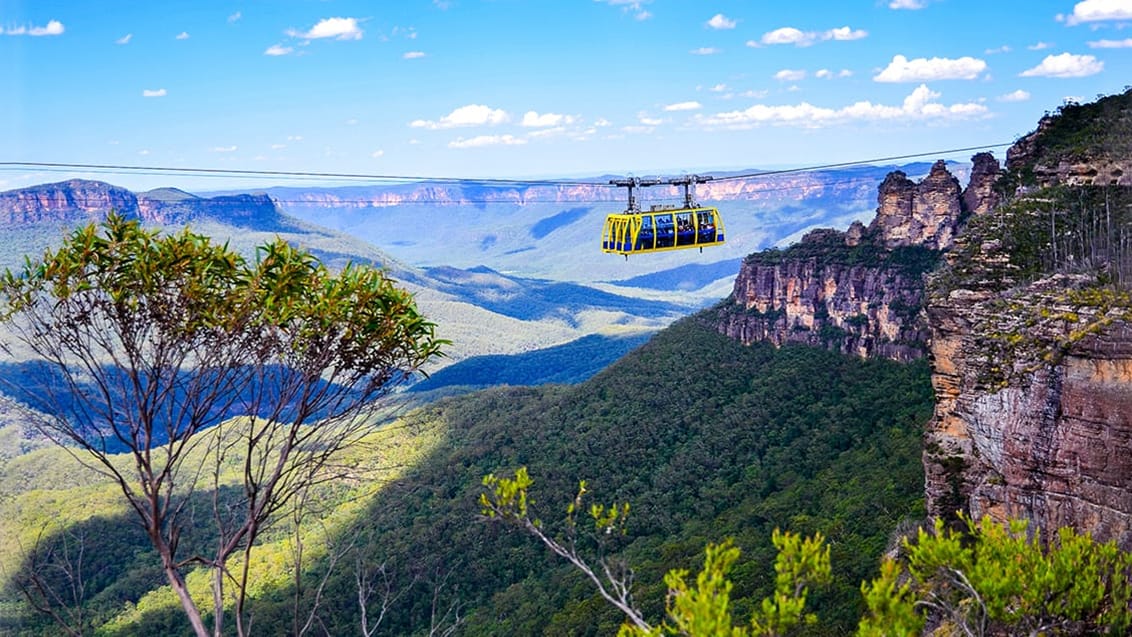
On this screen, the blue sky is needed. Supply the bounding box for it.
[2,0,1131,191]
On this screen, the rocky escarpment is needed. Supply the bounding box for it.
[924,89,1132,548]
[0,179,286,228]
[0,180,140,224]
[711,157,998,361]
[715,229,936,361]
[137,189,285,229]
[925,273,1132,547]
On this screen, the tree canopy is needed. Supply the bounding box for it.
[0,213,444,637]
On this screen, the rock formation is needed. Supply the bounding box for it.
[961,152,1003,215]
[870,160,964,251]
[924,274,1132,548]
[715,228,933,361]
[923,90,1132,548]
[0,179,285,228]
[0,179,139,224]
[713,157,995,361]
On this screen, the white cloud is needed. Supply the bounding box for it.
[985,45,1011,54]
[211,145,238,153]
[889,0,928,8]
[142,88,167,97]
[288,17,363,40]
[690,47,721,55]
[997,89,1032,102]
[411,104,510,129]
[521,111,576,127]
[30,20,65,36]
[1066,0,1132,25]
[448,134,527,148]
[264,44,293,56]
[761,27,812,46]
[287,135,303,141]
[695,84,987,129]
[593,117,612,127]
[706,13,737,29]
[839,69,853,78]
[664,101,702,111]
[138,149,151,156]
[826,26,867,41]
[1089,37,1132,48]
[874,54,987,82]
[116,33,132,45]
[760,25,867,46]
[709,83,728,92]
[774,69,806,82]
[1019,52,1104,77]
[638,114,663,125]
[815,69,832,79]
[228,11,242,23]
[271,143,286,150]
[371,149,384,158]
[176,31,190,40]
[1029,41,1053,50]
[1,19,65,36]
[403,50,426,59]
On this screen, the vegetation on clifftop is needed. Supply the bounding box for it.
[745,227,941,278]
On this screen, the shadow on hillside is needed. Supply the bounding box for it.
[0,361,363,455]
[2,320,936,635]
[0,482,261,637]
[202,320,934,635]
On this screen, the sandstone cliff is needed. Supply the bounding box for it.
[0,180,139,224]
[0,179,287,228]
[923,89,1132,548]
[710,157,996,361]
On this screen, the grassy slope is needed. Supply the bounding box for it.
[0,318,933,635]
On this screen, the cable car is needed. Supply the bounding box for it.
[601,175,725,256]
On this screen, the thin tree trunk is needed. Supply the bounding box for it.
[165,565,209,637]
[213,564,225,637]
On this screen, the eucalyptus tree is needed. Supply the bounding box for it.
[0,214,444,637]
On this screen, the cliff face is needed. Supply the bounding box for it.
[712,157,995,361]
[925,276,1132,547]
[0,180,286,228]
[0,180,140,224]
[719,230,932,361]
[924,90,1132,548]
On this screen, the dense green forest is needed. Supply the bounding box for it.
[0,317,932,635]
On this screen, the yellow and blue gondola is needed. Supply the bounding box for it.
[601,175,725,256]
[601,206,725,255]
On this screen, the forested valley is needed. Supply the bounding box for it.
[0,317,932,635]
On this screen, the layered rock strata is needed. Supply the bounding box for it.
[924,276,1132,548]
[714,157,997,361]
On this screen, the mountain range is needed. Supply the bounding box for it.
[2,90,1130,635]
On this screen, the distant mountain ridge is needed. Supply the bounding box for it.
[0,179,285,229]
[0,178,689,380]
[219,162,949,209]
